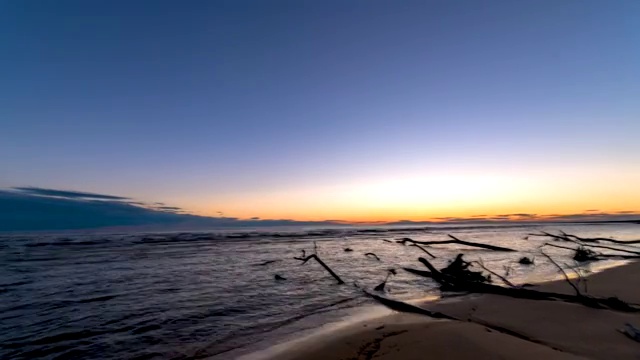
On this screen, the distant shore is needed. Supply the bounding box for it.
[258,260,640,360]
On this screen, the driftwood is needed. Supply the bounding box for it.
[442,254,490,284]
[541,242,640,262]
[373,269,396,292]
[344,247,353,252]
[362,290,455,319]
[620,323,640,342]
[363,289,566,350]
[418,255,640,312]
[254,260,280,266]
[398,235,515,252]
[274,274,286,281]
[540,251,580,296]
[365,252,381,261]
[403,267,433,278]
[529,231,640,246]
[409,243,436,259]
[470,260,517,288]
[563,233,640,245]
[294,246,345,284]
[518,257,534,265]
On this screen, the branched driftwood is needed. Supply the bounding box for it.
[563,233,640,245]
[398,235,515,252]
[541,242,640,262]
[417,255,640,312]
[294,244,345,284]
[409,243,436,258]
[540,251,581,296]
[470,260,517,288]
[529,231,640,247]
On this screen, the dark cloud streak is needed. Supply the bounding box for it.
[14,187,130,201]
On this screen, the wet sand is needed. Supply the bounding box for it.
[269,261,640,360]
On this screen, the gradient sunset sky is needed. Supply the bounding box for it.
[1,1,639,222]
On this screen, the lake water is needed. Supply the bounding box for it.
[1,222,639,359]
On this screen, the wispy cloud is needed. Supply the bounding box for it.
[13,187,130,200]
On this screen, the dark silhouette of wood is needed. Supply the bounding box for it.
[363,290,566,350]
[254,260,280,266]
[403,267,433,278]
[541,243,640,262]
[374,269,395,292]
[409,243,436,258]
[344,247,353,252]
[578,243,640,256]
[540,251,581,296]
[398,235,515,252]
[365,252,380,261]
[417,255,640,312]
[518,257,533,265]
[382,239,393,243]
[563,233,640,245]
[362,290,455,319]
[529,231,640,246]
[274,274,286,281]
[294,252,345,284]
[470,260,517,288]
[620,323,640,342]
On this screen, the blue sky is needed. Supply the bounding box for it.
[1,1,639,221]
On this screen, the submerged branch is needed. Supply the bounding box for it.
[409,243,436,258]
[398,235,515,252]
[365,252,381,261]
[294,252,345,284]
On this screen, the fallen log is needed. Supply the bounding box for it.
[362,290,455,320]
[398,235,515,252]
[363,290,566,350]
[418,255,640,312]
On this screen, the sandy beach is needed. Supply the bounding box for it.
[268,261,640,360]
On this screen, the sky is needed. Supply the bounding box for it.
[1,0,639,223]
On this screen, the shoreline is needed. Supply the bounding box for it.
[244,260,640,360]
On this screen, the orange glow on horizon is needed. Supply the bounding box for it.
[171,167,640,223]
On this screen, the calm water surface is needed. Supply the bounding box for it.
[1,223,639,359]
